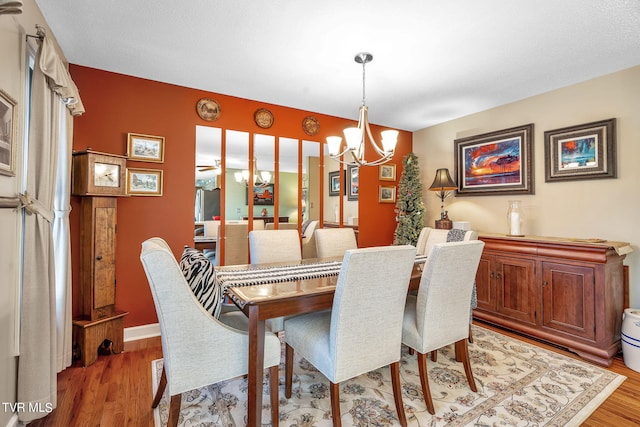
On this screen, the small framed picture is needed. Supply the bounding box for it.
[127,133,165,163]
[544,118,616,182]
[328,170,345,197]
[126,168,163,196]
[0,89,17,176]
[379,185,396,203]
[379,164,396,181]
[246,183,274,206]
[347,164,359,201]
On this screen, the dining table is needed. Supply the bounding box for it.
[222,256,426,427]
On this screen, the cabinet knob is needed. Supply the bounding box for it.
[496,272,502,280]
[96,255,103,261]
[542,281,548,286]
[490,272,495,279]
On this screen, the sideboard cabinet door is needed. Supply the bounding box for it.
[542,262,595,340]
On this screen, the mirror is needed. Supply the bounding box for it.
[253,133,275,221]
[195,126,222,222]
[302,140,321,222]
[278,137,298,225]
[225,130,249,220]
[196,125,340,262]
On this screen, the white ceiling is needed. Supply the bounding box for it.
[36,0,640,134]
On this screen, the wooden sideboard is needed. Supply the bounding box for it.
[243,216,289,224]
[474,234,631,367]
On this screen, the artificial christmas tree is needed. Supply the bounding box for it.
[394,152,425,245]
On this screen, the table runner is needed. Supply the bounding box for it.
[199,254,428,318]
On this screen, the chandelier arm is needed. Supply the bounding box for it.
[363,120,388,157]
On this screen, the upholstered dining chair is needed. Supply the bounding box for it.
[249,229,302,264]
[415,227,478,257]
[284,245,417,427]
[415,226,480,344]
[140,238,282,427]
[249,229,302,332]
[301,220,319,259]
[314,227,358,258]
[214,222,248,266]
[402,240,484,415]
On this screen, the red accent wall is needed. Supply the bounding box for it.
[69,65,413,327]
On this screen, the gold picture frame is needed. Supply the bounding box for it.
[379,164,396,181]
[379,185,396,203]
[127,133,165,163]
[126,168,163,196]
[0,89,17,176]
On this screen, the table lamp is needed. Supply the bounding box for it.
[428,168,457,229]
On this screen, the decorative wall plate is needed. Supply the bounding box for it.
[196,98,222,121]
[302,116,320,136]
[254,108,274,129]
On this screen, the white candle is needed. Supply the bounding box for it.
[510,212,521,235]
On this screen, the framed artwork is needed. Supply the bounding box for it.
[126,168,163,196]
[127,133,165,163]
[544,118,616,182]
[246,183,274,205]
[0,89,17,176]
[347,164,359,201]
[379,164,396,181]
[454,124,534,196]
[379,185,396,203]
[328,170,345,197]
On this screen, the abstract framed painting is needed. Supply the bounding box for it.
[328,170,345,197]
[454,124,534,196]
[544,118,616,182]
[347,164,358,201]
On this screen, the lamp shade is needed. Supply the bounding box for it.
[428,168,457,191]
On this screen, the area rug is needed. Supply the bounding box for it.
[151,325,625,426]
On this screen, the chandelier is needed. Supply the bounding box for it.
[327,52,399,166]
[234,158,272,188]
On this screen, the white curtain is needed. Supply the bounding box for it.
[17,32,83,423]
[53,102,74,372]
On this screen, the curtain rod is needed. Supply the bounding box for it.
[25,24,45,41]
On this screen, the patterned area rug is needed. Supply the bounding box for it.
[151,325,625,426]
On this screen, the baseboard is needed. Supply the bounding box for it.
[124,323,160,342]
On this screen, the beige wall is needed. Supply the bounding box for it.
[0,2,62,425]
[413,65,640,308]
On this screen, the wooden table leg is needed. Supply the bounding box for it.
[246,305,265,427]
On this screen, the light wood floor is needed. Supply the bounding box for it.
[28,322,640,426]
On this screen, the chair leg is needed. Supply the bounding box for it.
[430,350,437,362]
[329,382,342,427]
[417,352,435,415]
[167,394,182,427]
[408,347,415,356]
[269,365,280,427]
[151,366,167,408]
[468,324,474,343]
[389,362,407,427]
[285,343,294,399]
[455,339,477,392]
